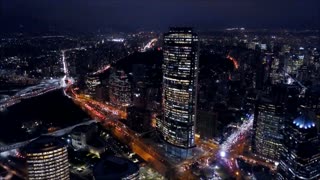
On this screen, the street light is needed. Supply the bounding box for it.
[220,151,226,158]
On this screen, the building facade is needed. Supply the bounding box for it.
[304,86,320,131]
[85,75,101,97]
[196,110,219,140]
[93,156,139,180]
[277,112,320,180]
[252,97,284,161]
[23,136,70,180]
[70,124,97,150]
[158,27,199,157]
[109,70,132,107]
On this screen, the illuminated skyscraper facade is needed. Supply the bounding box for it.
[109,70,132,107]
[85,75,101,97]
[23,136,70,180]
[252,97,284,161]
[159,27,199,157]
[277,112,320,180]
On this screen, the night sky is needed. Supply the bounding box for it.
[1,0,319,32]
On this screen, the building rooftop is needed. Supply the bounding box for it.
[23,135,66,153]
[72,124,91,133]
[293,113,316,129]
[93,156,139,180]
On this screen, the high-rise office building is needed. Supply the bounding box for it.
[109,70,132,107]
[23,136,70,180]
[127,106,151,133]
[252,97,284,161]
[158,27,199,157]
[85,75,101,97]
[304,86,320,126]
[196,110,219,140]
[277,112,320,180]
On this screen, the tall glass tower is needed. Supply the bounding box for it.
[252,97,284,161]
[159,27,199,157]
[277,112,320,180]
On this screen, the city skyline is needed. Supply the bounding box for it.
[0,26,319,179]
[0,0,319,179]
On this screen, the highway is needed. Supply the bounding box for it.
[70,91,211,179]
[70,92,173,176]
[0,162,25,180]
[220,114,254,155]
[76,91,274,179]
[60,47,86,76]
[68,85,259,179]
[226,54,239,69]
[69,89,255,179]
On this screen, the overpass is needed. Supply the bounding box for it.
[0,120,96,153]
[0,79,65,111]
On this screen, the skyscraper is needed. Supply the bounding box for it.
[252,97,284,161]
[109,70,132,107]
[196,110,219,140]
[85,74,101,97]
[158,27,199,157]
[23,136,70,180]
[277,112,320,180]
[304,86,320,130]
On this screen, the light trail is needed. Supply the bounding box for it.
[76,94,127,119]
[72,95,171,176]
[142,38,158,52]
[61,50,68,75]
[219,114,254,156]
[91,49,135,75]
[226,54,239,69]
[0,163,25,179]
[92,64,111,75]
[60,48,81,98]
[212,114,254,176]
[60,46,86,76]
[91,52,132,75]
[62,76,73,98]
[0,164,14,180]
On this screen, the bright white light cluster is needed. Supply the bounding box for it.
[61,50,68,75]
[219,114,254,156]
[142,38,158,52]
[283,70,307,91]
